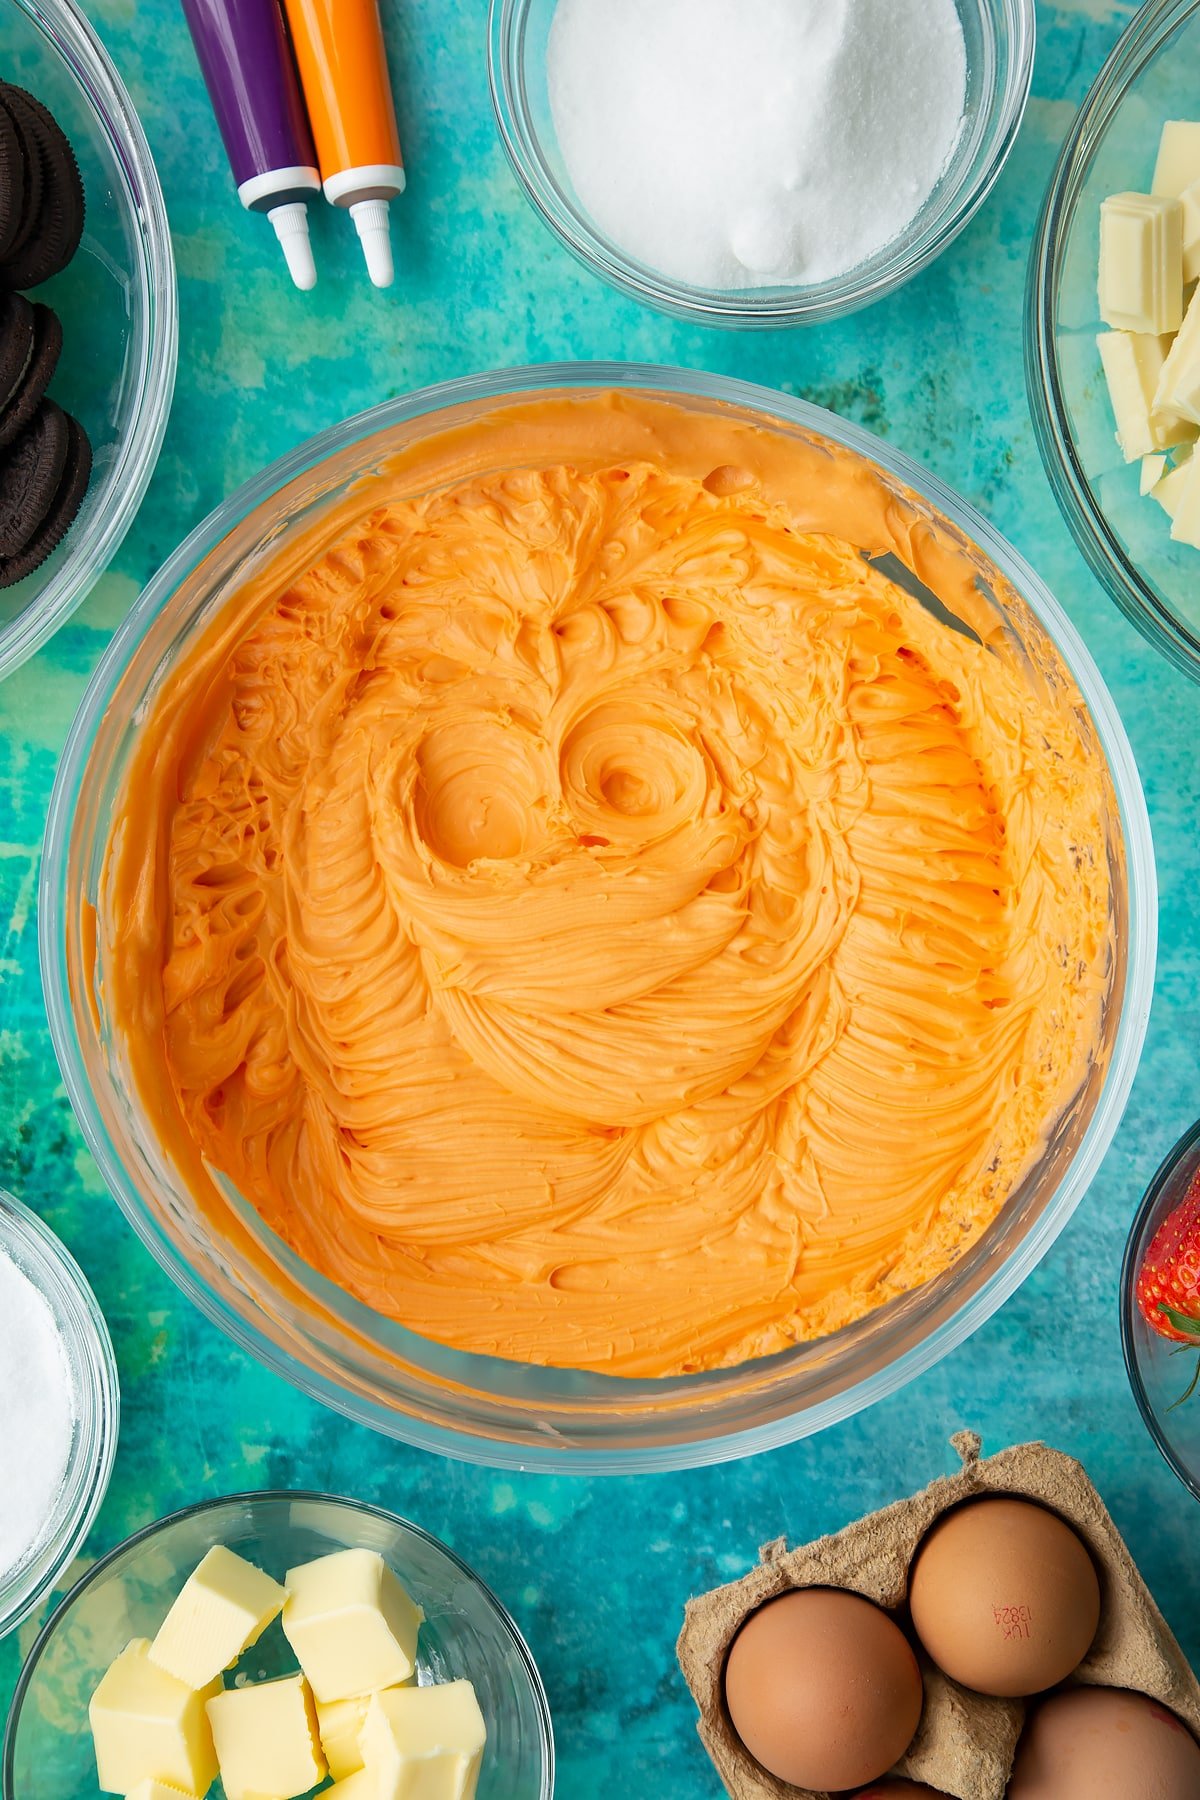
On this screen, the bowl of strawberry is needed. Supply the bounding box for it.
[1122,1118,1200,1502]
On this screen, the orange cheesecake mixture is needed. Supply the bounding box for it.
[104,393,1111,1376]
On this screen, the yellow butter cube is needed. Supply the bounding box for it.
[149,1546,287,1689]
[328,1771,378,1799]
[317,1681,415,1780]
[316,1691,373,1780]
[205,1672,326,1800]
[125,1784,195,1800]
[88,1638,219,1798]
[282,1549,423,1703]
[361,1682,486,1800]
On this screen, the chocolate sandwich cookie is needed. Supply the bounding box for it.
[0,83,84,289]
[0,97,25,261]
[0,86,46,262]
[0,398,69,559]
[0,291,35,412]
[0,411,90,587]
[0,303,61,449]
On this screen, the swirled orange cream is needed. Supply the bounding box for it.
[104,392,1112,1376]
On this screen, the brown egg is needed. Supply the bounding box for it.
[723,1587,923,1791]
[907,1496,1100,1697]
[852,1784,951,1798]
[1008,1686,1200,1797]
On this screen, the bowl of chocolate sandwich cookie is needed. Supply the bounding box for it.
[0,0,176,677]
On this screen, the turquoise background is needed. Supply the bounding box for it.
[2,0,1199,1793]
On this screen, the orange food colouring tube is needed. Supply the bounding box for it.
[281,0,405,287]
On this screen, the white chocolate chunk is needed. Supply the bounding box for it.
[1141,453,1168,494]
[1166,414,1199,450]
[1151,459,1194,519]
[149,1546,286,1690]
[1097,330,1178,458]
[206,1672,325,1800]
[1168,452,1200,546]
[1153,121,1200,199]
[124,1784,195,1800]
[88,1639,219,1798]
[1146,120,1200,279]
[1180,180,1200,284]
[361,1682,487,1800]
[282,1549,423,1704]
[1155,284,1200,426]
[1099,192,1183,334]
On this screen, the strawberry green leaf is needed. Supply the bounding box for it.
[1169,1354,1200,1411]
[1158,1303,1200,1340]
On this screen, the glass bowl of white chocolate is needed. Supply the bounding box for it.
[1,1492,554,1800]
[1029,0,1200,681]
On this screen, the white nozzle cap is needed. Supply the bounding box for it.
[268,202,317,292]
[350,197,395,288]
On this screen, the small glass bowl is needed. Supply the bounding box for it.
[488,0,1034,327]
[1,1491,554,1800]
[1028,0,1200,683]
[0,1190,119,1639]
[1121,1119,1200,1503]
[0,0,177,678]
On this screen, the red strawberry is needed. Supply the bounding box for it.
[1136,1168,1200,1406]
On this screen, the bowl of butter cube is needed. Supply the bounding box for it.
[1028,0,1200,682]
[1,1491,554,1800]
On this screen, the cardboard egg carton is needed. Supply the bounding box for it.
[677,1434,1200,1800]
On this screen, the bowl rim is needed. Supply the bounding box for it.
[486,0,1037,327]
[1,1487,556,1799]
[1026,0,1200,684]
[0,1189,120,1641]
[40,361,1158,1474]
[1120,1115,1200,1504]
[0,0,179,680]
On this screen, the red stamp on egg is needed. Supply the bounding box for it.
[993,1603,1034,1640]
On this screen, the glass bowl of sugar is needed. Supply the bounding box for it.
[0,1190,119,1639]
[488,0,1034,326]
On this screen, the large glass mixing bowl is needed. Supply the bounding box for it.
[40,365,1156,1474]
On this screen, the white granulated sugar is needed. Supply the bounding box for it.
[547,0,968,290]
[0,1249,75,1584]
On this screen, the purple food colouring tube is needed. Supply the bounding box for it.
[182,0,320,290]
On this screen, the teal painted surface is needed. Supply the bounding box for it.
[1,1,1198,1793]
